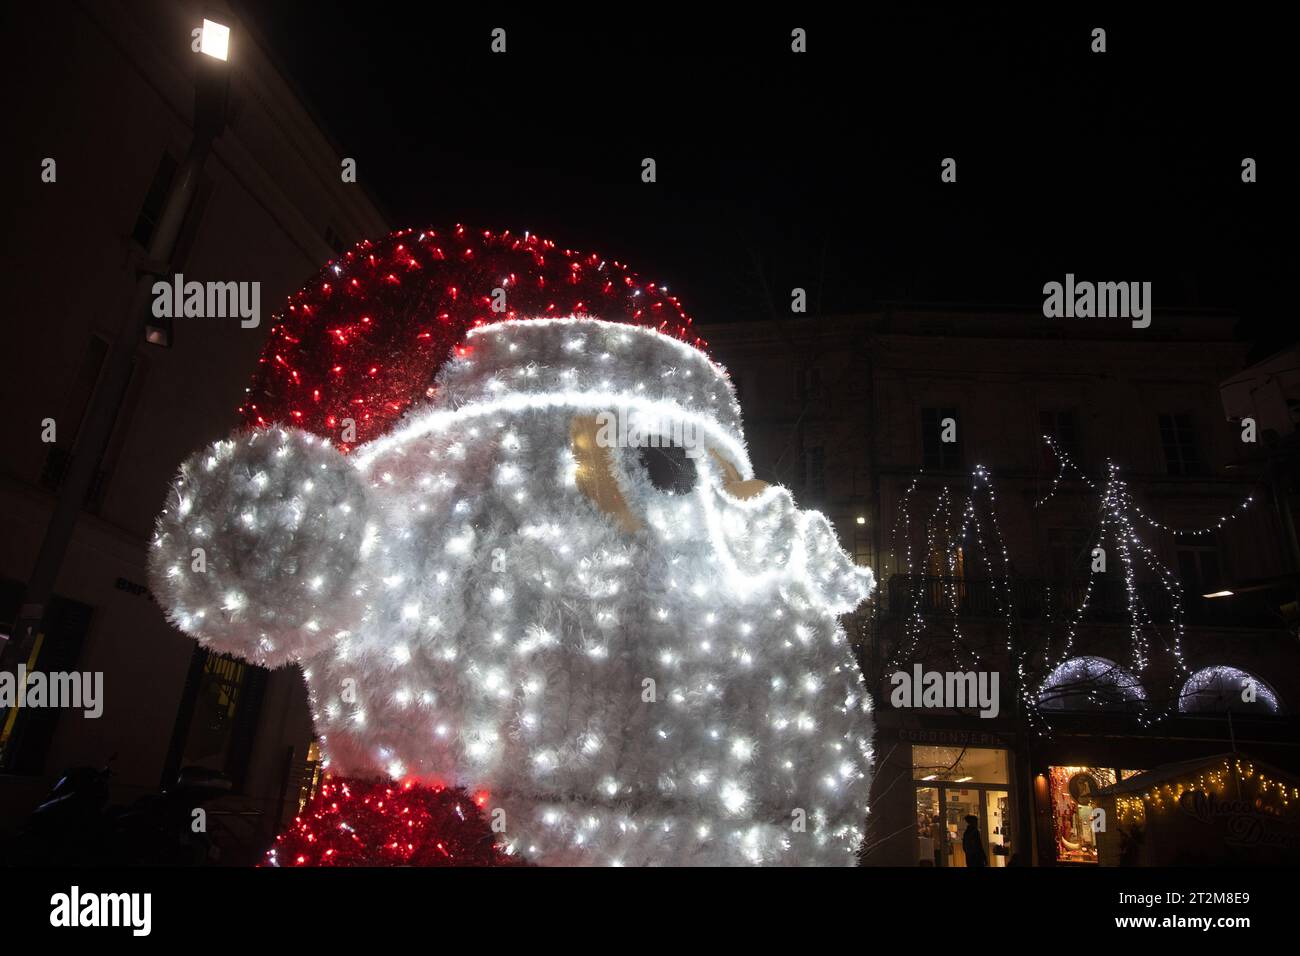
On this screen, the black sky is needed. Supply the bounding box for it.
[239,5,1292,356]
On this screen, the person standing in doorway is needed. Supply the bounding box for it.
[962,815,988,868]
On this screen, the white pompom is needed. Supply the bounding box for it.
[148,426,369,668]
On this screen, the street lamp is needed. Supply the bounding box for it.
[145,15,230,355]
[0,17,233,765]
[142,14,232,354]
[199,18,231,61]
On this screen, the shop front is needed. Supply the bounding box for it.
[1028,715,1300,865]
[1095,754,1300,866]
[870,701,1300,866]
[913,744,1016,866]
[865,721,1024,867]
[1037,765,1146,865]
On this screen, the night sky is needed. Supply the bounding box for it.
[241,5,1291,357]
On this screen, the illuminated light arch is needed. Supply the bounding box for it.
[1178,665,1282,715]
[1037,655,1146,711]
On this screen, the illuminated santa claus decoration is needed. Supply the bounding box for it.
[149,226,875,865]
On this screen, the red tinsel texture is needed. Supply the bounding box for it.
[239,224,701,451]
[266,776,523,867]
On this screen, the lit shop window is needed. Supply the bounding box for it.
[1049,766,1144,864]
[913,746,1013,867]
[297,739,325,813]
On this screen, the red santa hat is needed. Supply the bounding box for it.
[238,225,715,453]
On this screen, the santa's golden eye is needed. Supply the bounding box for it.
[708,448,769,500]
[570,414,642,533]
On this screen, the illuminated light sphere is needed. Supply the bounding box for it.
[1179,665,1281,715]
[1038,655,1146,711]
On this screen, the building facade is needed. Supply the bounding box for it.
[0,0,386,860]
[704,307,1300,866]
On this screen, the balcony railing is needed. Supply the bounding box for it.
[884,574,1282,628]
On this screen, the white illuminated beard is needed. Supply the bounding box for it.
[307,406,873,866]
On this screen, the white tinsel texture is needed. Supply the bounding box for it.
[149,426,370,668]
[149,318,876,866]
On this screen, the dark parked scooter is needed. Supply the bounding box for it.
[1,758,232,865]
[111,765,233,865]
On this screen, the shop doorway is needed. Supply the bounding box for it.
[913,745,1014,867]
[944,786,981,866]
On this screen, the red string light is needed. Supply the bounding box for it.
[265,776,523,867]
[238,225,701,452]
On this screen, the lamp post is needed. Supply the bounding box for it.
[0,19,232,766]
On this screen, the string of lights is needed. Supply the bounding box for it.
[967,466,1041,733]
[239,225,702,452]
[1115,757,1300,826]
[888,467,1043,731]
[1035,460,1190,729]
[1038,435,1257,535]
[899,448,1201,733]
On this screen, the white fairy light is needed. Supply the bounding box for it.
[147,315,875,866]
[719,780,749,814]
